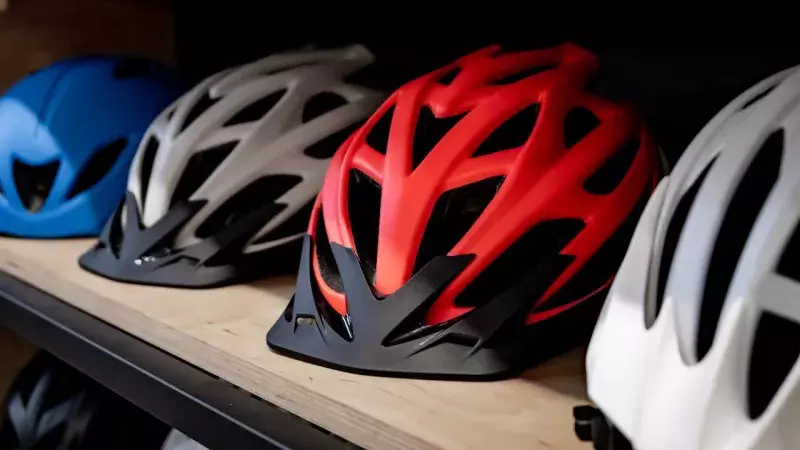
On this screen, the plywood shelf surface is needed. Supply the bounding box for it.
[0,238,589,450]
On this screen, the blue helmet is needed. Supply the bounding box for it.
[0,56,182,238]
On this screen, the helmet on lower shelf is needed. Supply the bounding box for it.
[585,64,800,449]
[161,429,209,450]
[0,56,182,238]
[79,44,386,288]
[267,43,662,380]
[0,352,170,449]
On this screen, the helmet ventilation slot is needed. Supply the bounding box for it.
[365,104,394,155]
[304,121,365,159]
[699,128,783,362]
[437,67,461,86]
[539,186,650,314]
[649,158,716,328]
[564,107,600,149]
[223,89,285,127]
[169,142,236,209]
[454,218,585,309]
[413,177,505,276]
[740,84,778,111]
[195,174,301,239]
[67,137,128,199]
[314,209,344,293]
[347,170,382,286]
[308,216,354,341]
[180,93,221,133]
[472,104,538,157]
[489,64,556,86]
[583,137,639,195]
[411,106,466,171]
[778,221,800,281]
[747,311,800,419]
[13,159,60,213]
[138,136,160,211]
[253,199,315,245]
[302,92,348,123]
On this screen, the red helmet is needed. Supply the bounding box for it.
[267,43,661,379]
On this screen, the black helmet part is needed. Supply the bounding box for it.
[0,352,169,450]
[79,193,301,288]
[266,235,601,380]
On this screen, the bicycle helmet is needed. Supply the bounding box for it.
[78,44,386,288]
[0,352,170,449]
[162,429,209,450]
[583,64,800,449]
[267,43,661,380]
[0,56,182,238]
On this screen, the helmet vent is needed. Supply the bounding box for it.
[302,92,348,123]
[454,218,584,308]
[649,158,716,329]
[472,104,539,157]
[540,186,650,314]
[583,137,639,195]
[778,221,800,281]
[113,58,150,79]
[412,106,466,171]
[699,128,783,362]
[564,107,600,149]
[365,105,394,155]
[437,67,461,86]
[348,170,382,285]
[747,311,800,419]
[138,136,160,211]
[253,200,315,245]
[414,177,504,276]
[740,84,777,111]
[489,64,556,86]
[67,137,128,200]
[180,93,221,133]
[223,89,285,127]
[195,174,301,239]
[304,121,365,160]
[314,209,344,293]
[13,159,60,213]
[170,142,236,208]
[108,205,125,257]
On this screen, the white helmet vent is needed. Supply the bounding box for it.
[646,158,717,329]
[170,142,235,209]
[302,92,348,123]
[695,128,784,363]
[223,89,285,127]
[179,93,220,133]
[740,83,779,111]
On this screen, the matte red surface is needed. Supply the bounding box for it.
[310,43,658,326]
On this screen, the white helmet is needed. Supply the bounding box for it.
[582,63,800,449]
[79,44,386,287]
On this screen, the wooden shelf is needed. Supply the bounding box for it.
[0,237,590,450]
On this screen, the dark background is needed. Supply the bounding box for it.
[173,10,800,164]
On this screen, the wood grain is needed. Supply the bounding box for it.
[0,238,590,450]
